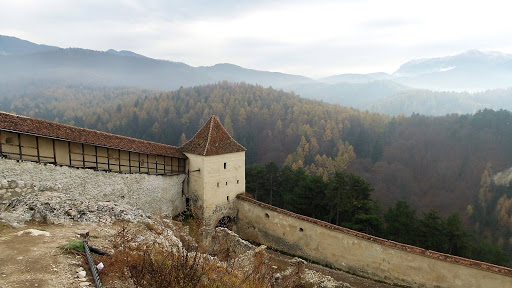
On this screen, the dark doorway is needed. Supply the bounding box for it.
[185,197,191,211]
[215,216,233,230]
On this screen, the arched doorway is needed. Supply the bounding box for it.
[215,216,233,230]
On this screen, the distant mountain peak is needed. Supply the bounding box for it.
[393,49,512,91]
[0,34,59,55]
[105,49,146,58]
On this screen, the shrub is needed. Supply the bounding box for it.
[60,240,85,254]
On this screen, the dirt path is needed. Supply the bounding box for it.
[0,223,108,288]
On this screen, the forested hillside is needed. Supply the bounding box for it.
[245,165,509,266]
[367,88,512,116]
[2,82,512,258]
[5,36,512,116]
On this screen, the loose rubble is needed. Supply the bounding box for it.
[1,191,150,226]
[75,267,90,287]
[16,229,51,237]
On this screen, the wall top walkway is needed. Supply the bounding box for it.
[0,111,185,158]
[237,194,512,277]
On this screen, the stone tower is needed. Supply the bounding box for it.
[181,115,246,227]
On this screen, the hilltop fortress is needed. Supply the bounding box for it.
[0,111,511,287]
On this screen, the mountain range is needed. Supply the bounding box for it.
[2,34,512,115]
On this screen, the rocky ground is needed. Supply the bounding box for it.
[0,192,395,288]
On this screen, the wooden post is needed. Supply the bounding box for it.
[95,146,98,169]
[17,133,22,160]
[107,148,110,171]
[118,149,121,173]
[155,154,158,175]
[163,156,166,175]
[82,143,85,167]
[138,153,141,173]
[68,141,72,166]
[35,136,40,162]
[52,139,57,164]
[0,130,3,156]
[128,151,132,173]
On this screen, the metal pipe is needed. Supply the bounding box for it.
[83,240,103,288]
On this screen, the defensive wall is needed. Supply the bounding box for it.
[0,157,186,216]
[0,111,245,222]
[0,111,187,216]
[235,195,512,288]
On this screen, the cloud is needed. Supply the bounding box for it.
[363,18,417,29]
[2,0,512,77]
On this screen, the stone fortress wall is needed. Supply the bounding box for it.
[235,195,512,288]
[0,157,186,216]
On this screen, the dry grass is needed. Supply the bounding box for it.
[98,221,313,288]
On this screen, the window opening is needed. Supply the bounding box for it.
[224,162,226,169]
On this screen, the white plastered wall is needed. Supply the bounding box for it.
[184,151,245,226]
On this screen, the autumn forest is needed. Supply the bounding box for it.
[1,82,512,265]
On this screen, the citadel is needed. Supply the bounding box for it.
[0,110,510,288]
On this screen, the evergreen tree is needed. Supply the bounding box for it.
[384,200,418,245]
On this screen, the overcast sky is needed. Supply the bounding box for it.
[1,0,511,78]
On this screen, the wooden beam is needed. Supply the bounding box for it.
[129,151,132,173]
[68,141,72,166]
[95,146,98,169]
[82,143,85,167]
[17,133,22,160]
[107,148,110,171]
[0,130,3,156]
[52,139,57,164]
[155,154,158,175]
[35,136,40,162]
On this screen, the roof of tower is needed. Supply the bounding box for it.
[0,111,185,158]
[181,115,246,156]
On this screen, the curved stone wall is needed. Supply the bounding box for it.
[235,195,512,288]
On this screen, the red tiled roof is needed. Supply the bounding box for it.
[181,115,246,156]
[0,111,185,158]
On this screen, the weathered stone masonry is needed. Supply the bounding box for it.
[0,157,186,215]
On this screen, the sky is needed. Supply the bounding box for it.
[1,0,512,78]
